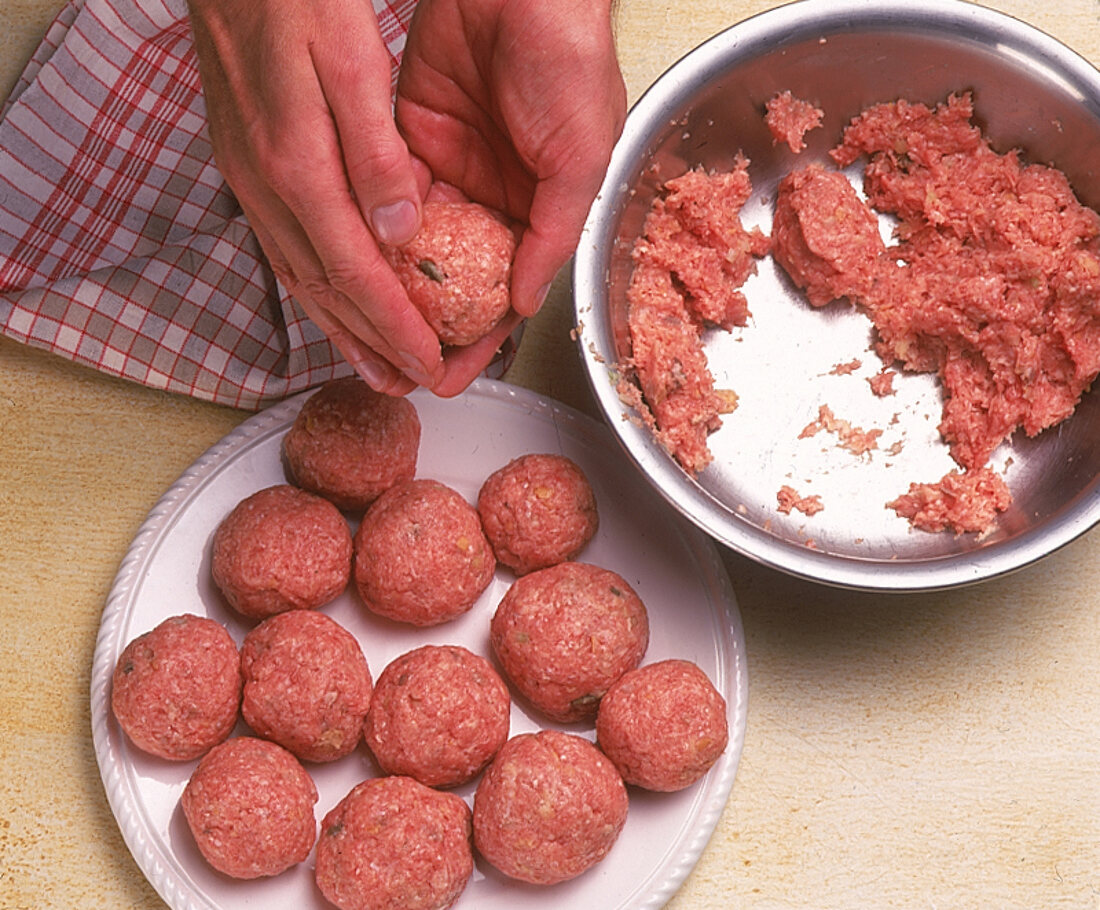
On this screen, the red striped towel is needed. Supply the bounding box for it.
[0,0,483,410]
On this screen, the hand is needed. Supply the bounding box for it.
[396,0,627,396]
[185,0,444,395]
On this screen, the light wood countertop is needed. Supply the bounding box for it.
[1,1,1098,908]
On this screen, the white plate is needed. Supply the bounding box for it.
[91,378,748,910]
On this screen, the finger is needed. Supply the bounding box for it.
[432,311,524,398]
[409,154,434,201]
[313,15,423,246]
[235,30,443,385]
[293,283,418,396]
[241,141,445,388]
[247,199,433,392]
[509,176,595,318]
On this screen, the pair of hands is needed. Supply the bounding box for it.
[186,0,627,397]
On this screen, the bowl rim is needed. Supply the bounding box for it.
[573,0,1100,591]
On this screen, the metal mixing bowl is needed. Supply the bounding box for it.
[574,0,1100,590]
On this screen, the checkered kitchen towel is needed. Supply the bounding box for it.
[0,0,425,409]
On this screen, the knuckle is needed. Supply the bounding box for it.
[345,136,409,188]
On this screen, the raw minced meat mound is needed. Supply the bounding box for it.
[384,200,515,347]
[180,736,318,879]
[473,730,628,885]
[771,163,885,308]
[490,561,649,723]
[596,659,728,792]
[477,452,599,575]
[772,92,1100,533]
[363,644,510,788]
[211,483,352,619]
[283,376,420,512]
[315,775,473,910]
[886,466,1012,534]
[353,478,494,626]
[111,613,241,761]
[831,92,1100,473]
[240,610,373,763]
[765,90,824,153]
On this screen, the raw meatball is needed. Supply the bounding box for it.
[283,377,420,512]
[384,200,515,346]
[315,775,473,910]
[473,730,628,885]
[211,483,353,619]
[240,610,373,763]
[180,736,318,879]
[490,562,649,723]
[364,644,510,788]
[111,613,241,761]
[477,453,599,575]
[353,479,494,626]
[596,659,729,791]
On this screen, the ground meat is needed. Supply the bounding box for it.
[624,158,770,473]
[240,610,373,763]
[315,775,473,910]
[210,484,352,619]
[799,404,882,456]
[832,92,1100,473]
[776,484,824,516]
[887,466,1012,534]
[490,562,649,723]
[111,614,241,761]
[772,162,885,307]
[772,92,1100,531]
[353,479,494,626]
[364,644,510,788]
[477,453,599,575]
[830,358,862,376]
[472,730,628,885]
[868,368,896,396]
[283,377,420,512]
[180,736,318,879]
[384,200,515,346]
[595,659,728,792]
[765,90,824,153]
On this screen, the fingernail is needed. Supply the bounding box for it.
[533,283,551,313]
[353,358,393,392]
[398,352,438,388]
[370,199,419,246]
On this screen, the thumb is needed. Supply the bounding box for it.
[510,175,596,318]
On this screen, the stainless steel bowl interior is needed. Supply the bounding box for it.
[575,0,1100,590]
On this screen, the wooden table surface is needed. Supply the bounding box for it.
[2,1,1098,908]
